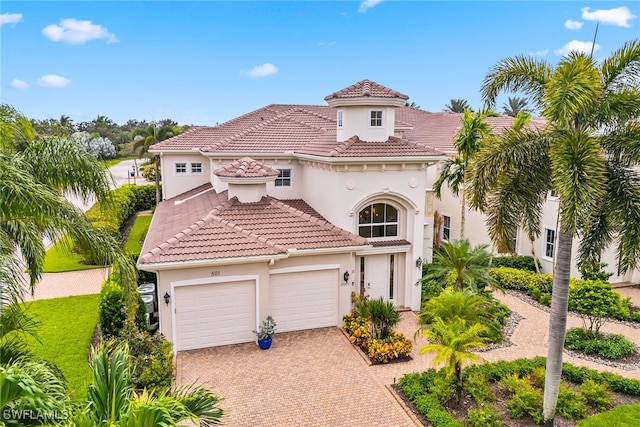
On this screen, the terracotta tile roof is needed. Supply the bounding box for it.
[297,135,443,158]
[138,190,368,265]
[324,80,409,101]
[370,240,411,247]
[150,103,545,155]
[214,157,280,178]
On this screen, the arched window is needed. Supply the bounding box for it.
[358,203,398,238]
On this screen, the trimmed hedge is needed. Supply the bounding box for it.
[99,280,148,339]
[489,267,553,292]
[86,184,156,236]
[491,255,540,273]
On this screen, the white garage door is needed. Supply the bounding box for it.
[270,269,338,333]
[174,280,255,351]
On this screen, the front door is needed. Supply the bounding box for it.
[359,254,396,301]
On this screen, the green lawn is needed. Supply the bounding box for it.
[43,235,103,272]
[578,403,640,426]
[125,214,152,256]
[23,294,100,402]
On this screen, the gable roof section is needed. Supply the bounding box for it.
[324,79,409,101]
[138,189,367,266]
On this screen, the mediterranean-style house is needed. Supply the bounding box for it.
[138,79,638,352]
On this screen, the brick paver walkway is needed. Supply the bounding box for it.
[177,289,640,426]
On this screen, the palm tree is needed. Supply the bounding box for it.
[132,124,184,203]
[467,40,640,424]
[502,96,531,117]
[425,239,494,292]
[419,288,489,326]
[434,109,492,237]
[404,100,421,109]
[68,345,223,426]
[444,98,472,113]
[421,318,488,404]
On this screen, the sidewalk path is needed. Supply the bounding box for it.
[23,268,110,301]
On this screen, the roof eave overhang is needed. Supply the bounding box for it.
[200,151,299,159]
[137,253,289,271]
[326,97,407,108]
[293,153,445,164]
[216,175,278,184]
[148,148,201,154]
[287,245,372,256]
[356,245,411,256]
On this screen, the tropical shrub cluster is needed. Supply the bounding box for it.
[125,328,175,391]
[490,268,634,325]
[343,295,412,363]
[491,255,540,273]
[565,328,636,360]
[99,279,147,339]
[399,357,639,426]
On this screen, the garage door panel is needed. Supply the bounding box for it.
[175,280,255,350]
[270,270,338,333]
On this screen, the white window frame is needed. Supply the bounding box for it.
[175,162,187,174]
[337,110,343,128]
[275,169,292,187]
[547,190,559,201]
[190,162,203,174]
[442,215,451,241]
[543,228,556,260]
[369,109,384,128]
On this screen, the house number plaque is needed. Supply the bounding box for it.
[210,270,221,277]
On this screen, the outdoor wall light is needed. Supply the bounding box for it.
[164,292,171,305]
[343,271,350,282]
[416,257,423,269]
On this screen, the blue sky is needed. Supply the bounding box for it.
[1,1,638,126]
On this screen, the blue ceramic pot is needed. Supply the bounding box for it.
[258,337,272,350]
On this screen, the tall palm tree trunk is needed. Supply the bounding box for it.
[542,230,573,424]
[460,189,466,239]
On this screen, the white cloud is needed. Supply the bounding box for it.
[245,63,278,78]
[554,40,600,56]
[37,74,71,87]
[528,49,549,57]
[42,18,117,44]
[359,0,383,13]
[564,19,583,30]
[10,79,29,89]
[581,6,636,28]
[1,12,23,26]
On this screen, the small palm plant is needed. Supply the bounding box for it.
[421,318,488,404]
[425,239,495,292]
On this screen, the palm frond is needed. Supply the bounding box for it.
[481,55,551,108]
[600,39,640,90]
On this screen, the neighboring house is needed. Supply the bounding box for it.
[140,80,454,351]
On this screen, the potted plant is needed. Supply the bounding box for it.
[254,315,276,350]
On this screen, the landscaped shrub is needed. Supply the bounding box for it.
[505,383,543,424]
[579,379,612,410]
[366,297,400,340]
[579,261,614,282]
[568,280,630,332]
[413,394,462,427]
[491,255,540,273]
[343,302,412,364]
[562,364,640,395]
[490,267,552,292]
[125,328,174,391]
[464,370,495,403]
[99,280,147,339]
[130,184,156,211]
[467,404,505,427]
[557,382,587,419]
[421,278,442,301]
[367,332,412,363]
[565,327,635,360]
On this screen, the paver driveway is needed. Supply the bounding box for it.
[176,327,416,426]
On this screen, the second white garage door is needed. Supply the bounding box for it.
[270,269,338,333]
[174,280,255,351]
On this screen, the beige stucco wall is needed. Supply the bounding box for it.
[160,153,210,200]
[336,105,396,142]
